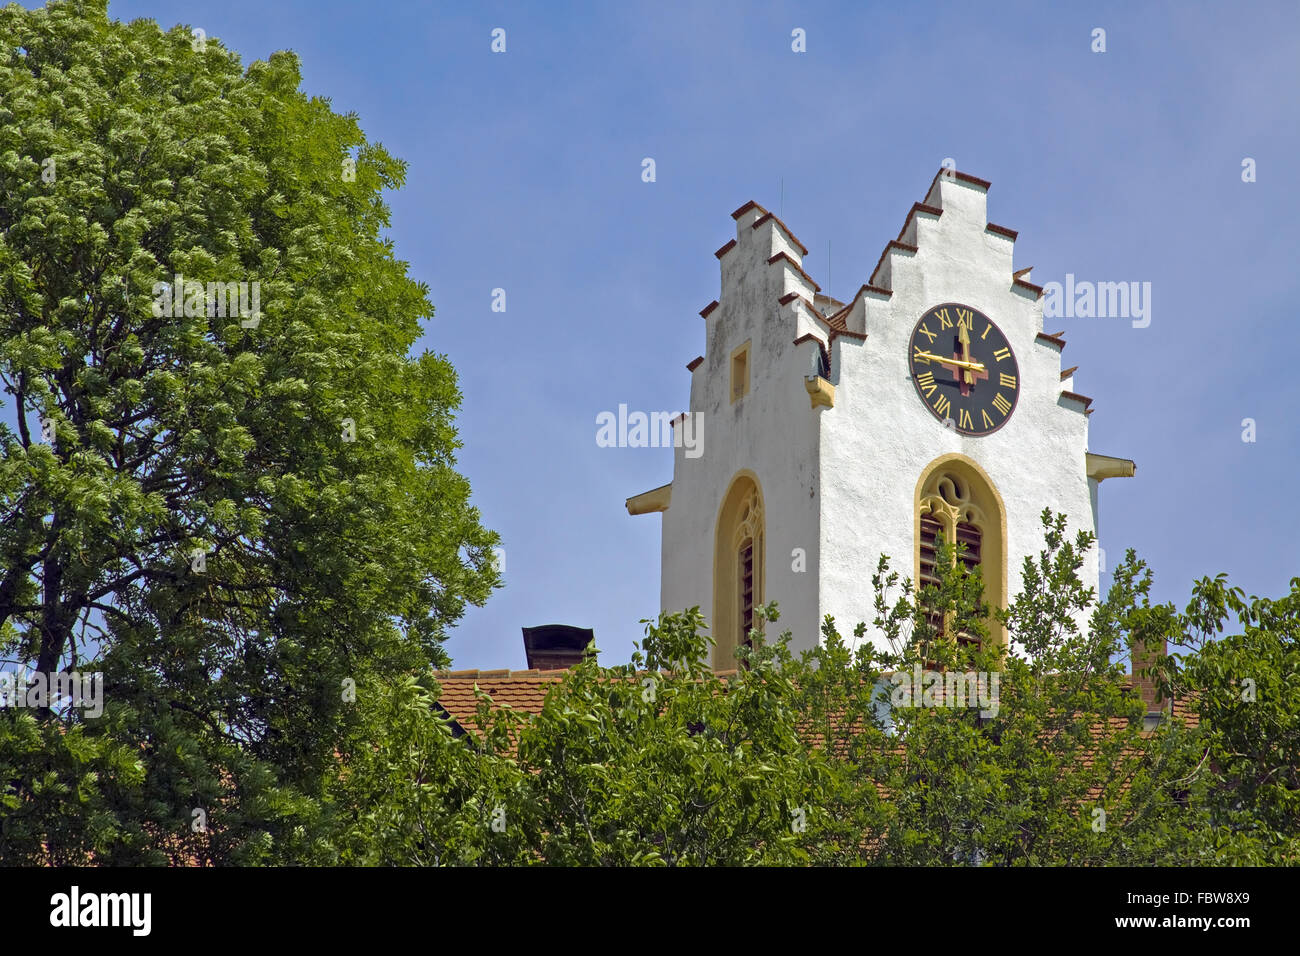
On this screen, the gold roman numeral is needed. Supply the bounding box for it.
[933,394,951,417]
[958,408,973,430]
[935,308,952,330]
[913,345,932,365]
[916,371,937,397]
[999,372,1017,389]
[993,346,1011,362]
[992,392,1012,416]
[916,323,936,344]
[981,322,992,340]
[981,409,994,428]
[956,307,973,331]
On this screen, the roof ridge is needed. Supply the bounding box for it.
[435,667,570,680]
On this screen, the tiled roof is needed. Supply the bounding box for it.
[433,668,1199,746]
[433,669,568,730]
[433,668,743,737]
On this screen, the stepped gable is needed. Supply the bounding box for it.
[697,170,1080,388]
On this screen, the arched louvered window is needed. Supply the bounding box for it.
[714,473,764,668]
[738,537,755,648]
[916,461,1004,651]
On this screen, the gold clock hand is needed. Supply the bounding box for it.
[915,351,986,372]
[958,324,974,385]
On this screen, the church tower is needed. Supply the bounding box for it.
[627,169,1134,668]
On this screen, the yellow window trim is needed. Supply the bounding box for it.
[712,469,764,669]
[913,453,1008,653]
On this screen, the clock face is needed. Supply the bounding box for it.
[907,303,1020,436]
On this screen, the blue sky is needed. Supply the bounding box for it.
[17,1,1300,670]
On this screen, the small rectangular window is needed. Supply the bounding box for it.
[730,342,750,403]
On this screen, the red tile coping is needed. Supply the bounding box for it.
[752,211,809,256]
[779,291,818,313]
[895,202,944,242]
[792,333,831,372]
[1036,331,1066,349]
[767,251,821,292]
[731,200,767,220]
[869,240,918,286]
[932,168,992,191]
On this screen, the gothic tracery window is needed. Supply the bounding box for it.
[714,475,764,667]
[918,469,994,651]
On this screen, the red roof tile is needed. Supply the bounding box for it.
[751,210,810,256]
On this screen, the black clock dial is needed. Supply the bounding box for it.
[907,303,1019,436]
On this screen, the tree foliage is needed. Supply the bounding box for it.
[0,0,496,864]
[334,512,1300,866]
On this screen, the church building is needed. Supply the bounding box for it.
[626,168,1136,668]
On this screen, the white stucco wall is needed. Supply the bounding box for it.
[659,208,825,658]
[817,175,1098,655]
[652,174,1109,662]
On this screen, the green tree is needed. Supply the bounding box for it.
[1159,574,1300,863]
[506,607,827,865]
[327,513,1297,866]
[328,672,530,866]
[850,514,1197,865]
[0,0,496,864]
[336,609,832,866]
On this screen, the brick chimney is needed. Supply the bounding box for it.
[521,625,594,671]
[1131,634,1167,719]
